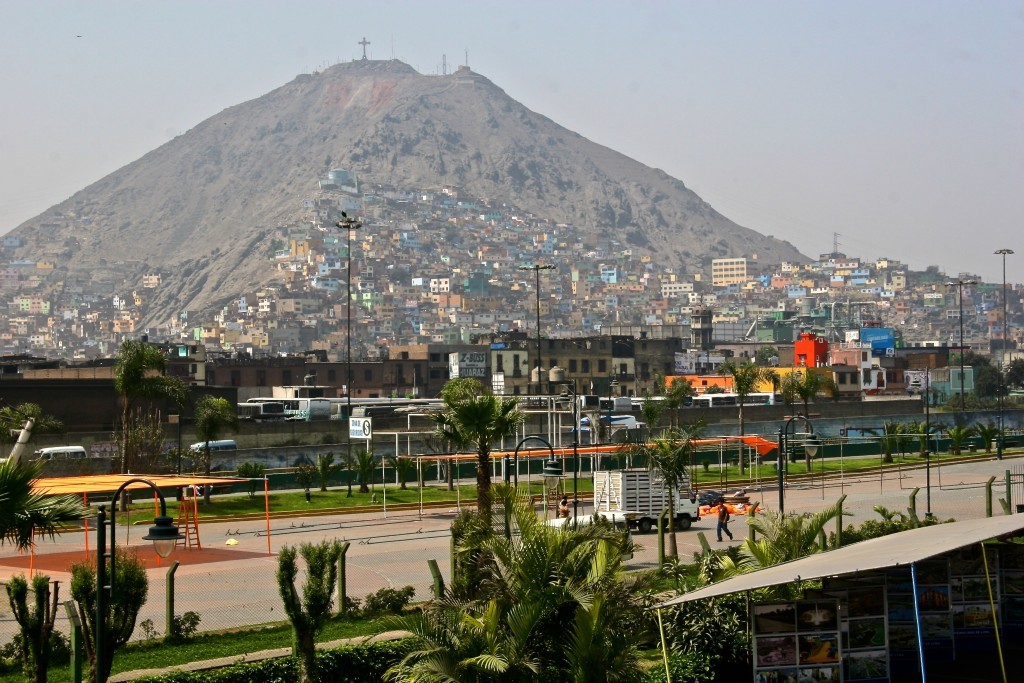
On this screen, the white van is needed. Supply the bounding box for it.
[34,446,89,461]
[188,440,238,453]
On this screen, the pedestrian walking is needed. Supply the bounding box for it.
[717,499,733,542]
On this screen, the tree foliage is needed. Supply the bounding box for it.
[5,573,60,683]
[432,378,525,517]
[276,540,343,683]
[194,396,238,502]
[0,458,84,550]
[113,340,189,474]
[386,487,654,683]
[69,548,149,683]
[0,403,63,446]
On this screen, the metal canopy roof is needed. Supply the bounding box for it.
[660,514,1024,607]
[32,473,246,497]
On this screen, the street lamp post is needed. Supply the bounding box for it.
[518,264,555,395]
[776,414,814,514]
[996,249,1014,460]
[96,478,183,682]
[946,278,977,412]
[336,213,362,496]
[561,381,580,524]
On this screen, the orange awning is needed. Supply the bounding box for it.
[32,473,246,497]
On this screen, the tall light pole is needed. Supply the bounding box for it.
[518,263,555,395]
[96,479,182,682]
[996,249,1014,459]
[946,278,977,412]
[561,381,579,524]
[336,212,362,495]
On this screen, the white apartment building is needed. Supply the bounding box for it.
[711,257,748,287]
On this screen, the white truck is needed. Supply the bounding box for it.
[593,469,701,534]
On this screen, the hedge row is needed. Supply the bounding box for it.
[133,639,409,683]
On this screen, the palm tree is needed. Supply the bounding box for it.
[723,361,774,474]
[113,340,189,474]
[781,370,837,415]
[0,458,85,550]
[194,396,238,503]
[975,421,1001,454]
[869,421,904,464]
[386,455,416,490]
[354,448,377,494]
[0,403,64,446]
[316,453,340,492]
[641,425,703,559]
[385,487,652,682]
[432,378,525,517]
[718,501,844,578]
[639,393,664,437]
[664,378,694,430]
[947,425,975,455]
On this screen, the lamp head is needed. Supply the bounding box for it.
[143,516,183,558]
[542,457,563,478]
[804,436,821,459]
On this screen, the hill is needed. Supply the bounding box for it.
[8,59,805,325]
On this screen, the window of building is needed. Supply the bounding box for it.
[496,356,505,372]
[598,359,607,373]
[582,359,590,373]
[569,359,577,373]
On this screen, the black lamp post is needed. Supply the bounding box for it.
[560,381,580,524]
[336,212,362,496]
[506,435,555,490]
[95,478,183,682]
[518,263,555,395]
[996,249,1014,460]
[946,278,977,412]
[776,414,814,514]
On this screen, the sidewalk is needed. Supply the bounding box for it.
[109,630,411,682]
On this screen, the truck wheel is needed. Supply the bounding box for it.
[637,518,653,534]
[676,515,692,531]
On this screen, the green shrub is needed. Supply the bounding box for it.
[170,611,202,642]
[362,586,415,616]
[132,639,409,682]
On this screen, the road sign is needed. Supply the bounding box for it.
[349,417,372,440]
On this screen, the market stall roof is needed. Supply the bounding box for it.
[32,473,246,497]
[659,514,1024,607]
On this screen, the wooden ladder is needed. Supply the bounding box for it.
[175,487,201,550]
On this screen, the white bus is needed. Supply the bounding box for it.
[691,392,778,408]
[237,401,286,421]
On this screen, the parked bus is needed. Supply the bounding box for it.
[691,392,778,408]
[237,401,286,421]
[248,397,331,421]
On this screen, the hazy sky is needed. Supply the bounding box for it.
[2,1,1022,283]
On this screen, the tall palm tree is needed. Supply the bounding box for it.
[664,378,694,430]
[640,424,703,560]
[432,379,524,517]
[194,396,238,503]
[0,458,85,550]
[113,340,189,474]
[723,361,774,474]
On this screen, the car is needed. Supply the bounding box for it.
[697,489,724,507]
